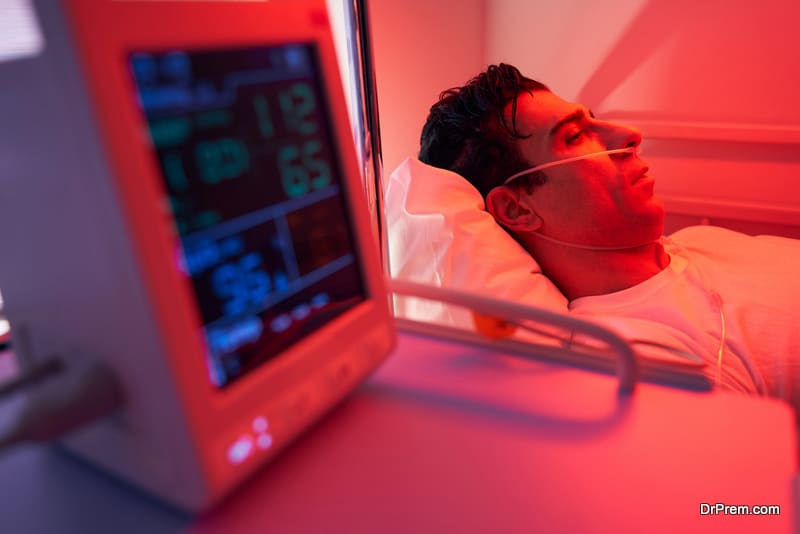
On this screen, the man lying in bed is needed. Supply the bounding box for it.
[418,63,799,417]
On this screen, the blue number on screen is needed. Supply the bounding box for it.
[277,145,307,197]
[253,95,275,139]
[304,140,331,190]
[278,141,331,198]
[212,252,272,317]
[279,83,316,135]
[273,271,290,293]
[195,138,250,184]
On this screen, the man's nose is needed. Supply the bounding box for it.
[598,120,642,151]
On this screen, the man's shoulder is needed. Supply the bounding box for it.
[668,225,752,247]
[667,224,800,267]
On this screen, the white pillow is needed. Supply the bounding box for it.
[385,157,568,327]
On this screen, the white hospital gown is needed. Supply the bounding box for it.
[569,226,800,414]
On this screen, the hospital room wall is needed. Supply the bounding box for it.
[485,0,800,238]
[368,0,486,178]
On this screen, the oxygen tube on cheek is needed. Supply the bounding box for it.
[502,146,658,251]
[502,146,640,185]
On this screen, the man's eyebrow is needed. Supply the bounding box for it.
[548,108,594,138]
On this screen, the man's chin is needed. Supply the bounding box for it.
[636,203,665,238]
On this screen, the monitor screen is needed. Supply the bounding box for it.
[128,44,366,389]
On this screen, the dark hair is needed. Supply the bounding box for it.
[419,64,549,198]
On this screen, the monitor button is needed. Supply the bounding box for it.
[256,433,274,451]
[251,416,269,433]
[227,435,254,465]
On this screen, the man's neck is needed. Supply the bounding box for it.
[528,239,671,301]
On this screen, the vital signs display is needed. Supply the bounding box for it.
[129,44,365,388]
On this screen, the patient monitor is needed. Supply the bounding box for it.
[0,0,394,510]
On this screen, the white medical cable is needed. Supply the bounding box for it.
[530,231,661,252]
[713,295,727,388]
[503,146,639,185]
[661,236,765,394]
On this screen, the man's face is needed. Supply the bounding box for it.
[506,90,664,248]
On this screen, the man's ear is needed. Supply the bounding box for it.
[485,186,542,233]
